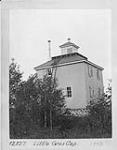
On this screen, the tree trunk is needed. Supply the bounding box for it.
[44,111,47,128]
[50,109,52,131]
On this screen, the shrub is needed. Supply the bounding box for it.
[86,96,112,137]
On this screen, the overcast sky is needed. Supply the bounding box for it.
[9,9,111,86]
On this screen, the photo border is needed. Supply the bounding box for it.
[1,0,116,150]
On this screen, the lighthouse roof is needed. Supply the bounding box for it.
[34,52,87,70]
[59,41,80,49]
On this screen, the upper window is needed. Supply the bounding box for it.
[67,87,72,97]
[97,69,100,80]
[67,48,72,54]
[47,68,52,76]
[88,65,93,77]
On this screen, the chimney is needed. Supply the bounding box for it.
[48,40,51,60]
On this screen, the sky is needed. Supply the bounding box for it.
[9,9,111,86]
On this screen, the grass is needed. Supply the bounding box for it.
[11,116,112,139]
[18,127,111,139]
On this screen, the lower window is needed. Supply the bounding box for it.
[67,87,72,97]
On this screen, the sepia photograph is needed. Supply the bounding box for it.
[9,9,112,139]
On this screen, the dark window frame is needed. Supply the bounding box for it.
[67,87,72,97]
[47,68,52,76]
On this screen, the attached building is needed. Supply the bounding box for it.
[34,39,104,109]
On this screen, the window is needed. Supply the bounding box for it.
[89,86,94,98]
[47,68,52,76]
[97,69,100,80]
[93,89,95,97]
[88,65,93,77]
[67,87,72,97]
[98,88,101,96]
[89,86,92,98]
[67,48,72,54]
[91,67,93,77]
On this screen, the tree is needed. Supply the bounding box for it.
[86,93,112,137]
[105,79,112,100]
[9,59,24,138]
[9,58,23,108]
[34,74,66,129]
[10,71,66,138]
[9,57,66,138]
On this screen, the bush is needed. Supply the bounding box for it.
[86,96,112,137]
